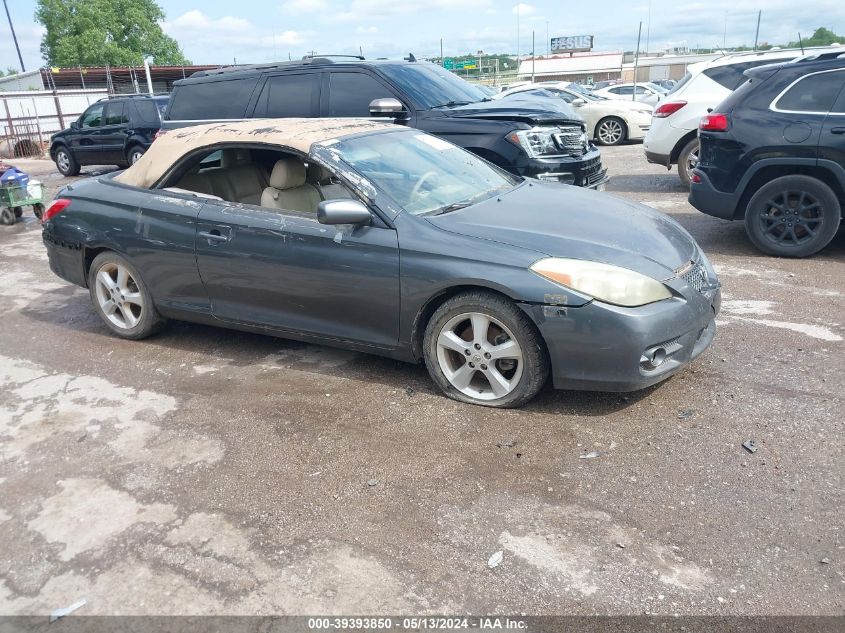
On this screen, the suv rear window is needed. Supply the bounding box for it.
[774,70,845,113]
[134,100,165,122]
[258,73,318,117]
[703,60,791,91]
[167,77,258,120]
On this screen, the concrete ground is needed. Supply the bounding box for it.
[0,146,842,617]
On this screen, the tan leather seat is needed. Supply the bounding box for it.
[260,158,321,213]
[221,150,268,205]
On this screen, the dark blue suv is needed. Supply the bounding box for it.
[49,95,169,176]
[689,53,845,257]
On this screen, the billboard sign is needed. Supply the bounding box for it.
[550,35,594,53]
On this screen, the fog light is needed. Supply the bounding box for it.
[640,346,667,370]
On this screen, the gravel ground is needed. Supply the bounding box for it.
[0,146,842,617]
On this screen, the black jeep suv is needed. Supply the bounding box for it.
[50,94,169,176]
[161,57,608,189]
[689,53,845,257]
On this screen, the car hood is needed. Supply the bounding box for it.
[426,181,698,279]
[439,98,584,126]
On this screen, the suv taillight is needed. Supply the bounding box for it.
[700,113,729,131]
[42,198,71,224]
[653,100,687,118]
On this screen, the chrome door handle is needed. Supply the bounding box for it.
[199,230,229,243]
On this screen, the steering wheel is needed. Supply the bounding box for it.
[409,170,438,202]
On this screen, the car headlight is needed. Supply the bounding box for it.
[506,127,561,158]
[530,258,672,307]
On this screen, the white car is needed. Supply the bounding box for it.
[644,45,845,187]
[495,82,654,146]
[592,82,667,106]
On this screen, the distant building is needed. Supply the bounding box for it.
[517,51,623,83]
[0,70,45,92]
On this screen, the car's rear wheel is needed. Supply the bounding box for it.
[128,145,145,165]
[744,175,841,258]
[677,137,699,188]
[595,117,627,146]
[54,146,80,176]
[423,291,549,408]
[88,252,165,339]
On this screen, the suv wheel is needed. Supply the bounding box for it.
[677,138,699,188]
[595,117,627,146]
[128,145,145,165]
[423,291,549,408]
[54,146,80,176]
[744,175,841,257]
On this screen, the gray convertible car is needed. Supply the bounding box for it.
[42,119,720,407]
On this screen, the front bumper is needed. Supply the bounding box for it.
[688,169,740,220]
[521,148,609,190]
[524,280,720,392]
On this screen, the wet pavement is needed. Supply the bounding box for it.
[0,146,843,616]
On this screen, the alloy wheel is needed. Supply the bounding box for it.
[435,312,524,401]
[94,262,144,329]
[598,119,624,145]
[758,190,824,246]
[57,151,70,173]
[686,147,699,173]
[130,150,143,164]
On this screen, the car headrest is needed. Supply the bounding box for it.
[269,158,306,189]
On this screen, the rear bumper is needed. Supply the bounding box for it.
[644,149,671,167]
[688,169,740,220]
[43,229,87,287]
[524,283,720,392]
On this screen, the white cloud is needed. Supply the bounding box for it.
[356,26,379,34]
[166,10,250,33]
[281,0,329,13]
[512,3,535,16]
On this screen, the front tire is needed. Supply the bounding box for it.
[677,137,699,189]
[595,117,627,146]
[0,208,15,225]
[87,252,165,339]
[423,291,549,408]
[54,146,80,176]
[743,175,841,258]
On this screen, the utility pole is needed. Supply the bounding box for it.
[645,0,651,54]
[531,31,535,82]
[546,21,549,56]
[516,4,520,65]
[632,21,642,102]
[440,38,443,66]
[3,0,26,72]
[753,10,761,51]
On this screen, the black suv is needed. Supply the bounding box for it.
[689,53,845,257]
[50,95,169,176]
[161,57,608,189]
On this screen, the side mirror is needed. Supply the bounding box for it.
[317,199,372,225]
[369,98,406,118]
[70,120,80,129]
[571,98,586,106]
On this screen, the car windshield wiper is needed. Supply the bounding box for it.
[430,201,474,215]
[430,100,473,108]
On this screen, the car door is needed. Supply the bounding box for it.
[98,101,130,164]
[816,70,845,170]
[193,161,401,348]
[72,103,105,164]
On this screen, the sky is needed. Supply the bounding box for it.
[2,0,844,72]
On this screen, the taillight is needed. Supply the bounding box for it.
[700,113,729,131]
[653,100,687,118]
[42,198,71,223]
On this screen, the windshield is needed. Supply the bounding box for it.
[326,130,519,215]
[567,83,605,100]
[379,63,487,109]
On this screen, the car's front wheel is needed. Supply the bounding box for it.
[128,145,145,165]
[54,146,80,176]
[677,137,699,188]
[423,291,549,408]
[595,117,627,146]
[88,252,165,339]
[743,175,841,258]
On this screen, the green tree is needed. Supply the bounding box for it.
[35,0,190,66]
[789,27,845,48]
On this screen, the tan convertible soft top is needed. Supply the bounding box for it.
[114,118,396,189]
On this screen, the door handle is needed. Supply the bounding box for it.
[830,127,845,135]
[199,229,230,244]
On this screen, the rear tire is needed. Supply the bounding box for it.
[677,137,699,189]
[595,117,627,146]
[87,251,165,339]
[54,146,80,176]
[743,175,841,258]
[127,145,145,165]
[0,208,15,225]
[423,291,549,408]
[33,203,44,220]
